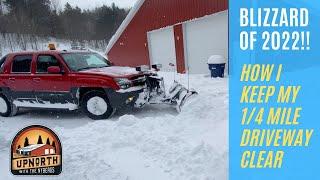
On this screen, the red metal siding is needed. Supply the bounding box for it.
[107,0,228,68]
[173,24,186,73]
[30,145,54,156]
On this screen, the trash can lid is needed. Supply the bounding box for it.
[208,55,226,64]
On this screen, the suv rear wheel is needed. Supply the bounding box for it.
[0,94,18,117]
[81,91,113,120]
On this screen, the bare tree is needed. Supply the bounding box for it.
[51,0,61,12]
[0,0,4,14]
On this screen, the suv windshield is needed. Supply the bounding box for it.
[61,53,111,71]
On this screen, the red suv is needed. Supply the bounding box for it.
[0,50,147,119]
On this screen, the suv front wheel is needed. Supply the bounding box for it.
[0,94,18,117]
[81,91,114,120]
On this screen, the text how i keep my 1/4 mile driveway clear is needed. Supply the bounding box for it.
[239,64,314,169]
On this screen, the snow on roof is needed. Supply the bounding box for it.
[106,0,146,54]
[18,144,46,152]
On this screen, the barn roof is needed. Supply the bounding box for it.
[18,144,46,152]
[106,0,145,54]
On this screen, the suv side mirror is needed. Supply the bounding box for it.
[48,66,61,74]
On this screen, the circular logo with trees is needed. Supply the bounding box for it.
[11,125,62,175]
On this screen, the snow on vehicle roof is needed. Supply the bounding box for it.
[6,49,96,55]
[18,144,46,152]
[106,0,145,54]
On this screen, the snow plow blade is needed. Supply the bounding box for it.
[168,82,198,112]
[176,90,198,112]
[134,72,198,112]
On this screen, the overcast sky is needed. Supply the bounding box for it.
[59,0,138,9]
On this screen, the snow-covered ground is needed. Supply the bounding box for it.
[0,72,228,180]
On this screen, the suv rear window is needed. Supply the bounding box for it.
[37,55,60,73]
[0,56,7,73]
[12,55,33,73]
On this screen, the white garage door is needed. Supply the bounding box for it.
[184,11,228,74]
[147,27,176,71]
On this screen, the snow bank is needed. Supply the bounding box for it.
[0,72,228,180]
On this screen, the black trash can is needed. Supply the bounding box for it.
[208,63,226,78]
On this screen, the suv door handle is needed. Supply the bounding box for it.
[33,78,41,83]
[9,78,15,82]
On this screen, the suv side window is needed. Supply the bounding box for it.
[0,56,7,73]
[36,55,60,73]
[12,55,33,73]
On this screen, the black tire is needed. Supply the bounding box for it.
[0,94,18,117]
[81,91,113,120]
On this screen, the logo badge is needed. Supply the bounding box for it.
[11,125,62,175]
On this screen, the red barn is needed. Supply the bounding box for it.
[106,0,228,74]
[17,144,56,157]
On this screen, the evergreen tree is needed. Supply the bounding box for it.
[46,138,50,145]
[37,135,43,144]
[52,141,56,151]
[1,0,129,41]
[24,137,29,147]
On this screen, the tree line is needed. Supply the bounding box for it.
[19,136,56,149]
[0,0,128,41]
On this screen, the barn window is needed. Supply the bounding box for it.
[50,149,55,154]
[45,149,49,155]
